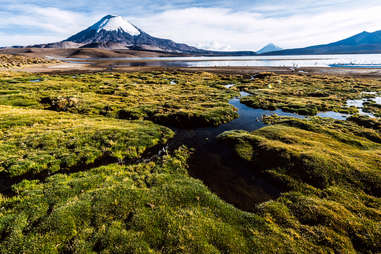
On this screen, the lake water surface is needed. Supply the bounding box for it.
[168,90,305,211]
[61,54,381,68]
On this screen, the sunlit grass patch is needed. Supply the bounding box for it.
[0,71,240,127]
[0,54,58,69]
[0,70,380,253]
[0,148,259,253]
[238,73,381,116]
[0,105,173,178]
[218,116,381,252]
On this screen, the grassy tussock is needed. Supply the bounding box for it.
[0,54,58,69]
[218,117,381,253]
[3,144,379,253]
[0,70,380,253]
[0,71,241,127]
[238,73,381,116]
[0,105,173,178]
[0,148,258,253]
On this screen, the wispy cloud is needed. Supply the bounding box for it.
[1,1,381,50]
[0,33,64,47]
[0,4,100,45]
[132,4,381,50]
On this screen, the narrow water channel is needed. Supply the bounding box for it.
[168,87,380,211]
[168,90,305,211]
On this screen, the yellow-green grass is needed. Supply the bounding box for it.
[0,71,240,128]
[238,73,381,116]
[1,116,381,253]
[217,116,381,253]
[0,54,58,69]
[0,105,173,178]
[0,70,380,253]
[0,148,257,253]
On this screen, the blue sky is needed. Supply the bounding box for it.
[1,0,381,50]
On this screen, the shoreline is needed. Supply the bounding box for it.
[9,62,381,79]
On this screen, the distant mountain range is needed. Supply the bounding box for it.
[22,15,256,56]
[257,43,282,54]
[261,30,381,55]
[5,15,381,56]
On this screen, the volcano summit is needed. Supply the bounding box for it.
[26,15,256,55]
[30,15,206,53]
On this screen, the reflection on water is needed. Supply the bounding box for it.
[224,84,235,89]
[239,91,251,97]
[347,97,380,118]
[316,111,348,120]
[29,79,42,83]
[330,64,381,68]
[60,54,381,68]
[167,86,379,210]
[347,99,365,108]
[373,97,381,104]
[168,92,305,211]
[317,96,381,120]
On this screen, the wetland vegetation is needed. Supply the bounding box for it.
[238,73,381,117]
[0,71,239,127]
[0,70,380,253]
[0,54,58,69]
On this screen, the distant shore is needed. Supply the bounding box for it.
[10,62,381,79]
[2,48,381,78]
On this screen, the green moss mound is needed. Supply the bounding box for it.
[0,148,258,253]
[0,105,173,178]
[1,116,380,253]
[218,117,381,253]
[238,73,381,116]
[0,54,58,69]
[1,70,380,253]
[0,71,240,128]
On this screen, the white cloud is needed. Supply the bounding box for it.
[3,6,81,32]
[0,5,101,45]
[131,5,381,51]
[194,41,232,51]
[0,33,64,47]
[2,2,381,50]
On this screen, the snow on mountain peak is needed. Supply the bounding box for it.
[91,15,140,36]
[257,43,282,54]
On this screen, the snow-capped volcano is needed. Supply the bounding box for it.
[90,15,140,35]
[31,15,204,52]
[24,15,256,55]
[64,15,147,48]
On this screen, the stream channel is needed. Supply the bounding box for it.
[167,88,305,211]
[167,86,380,211]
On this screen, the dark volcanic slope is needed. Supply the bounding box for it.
[257,43,282,54]
[65,15,203,53]
[24,15,256,56]
[263,30,381,55]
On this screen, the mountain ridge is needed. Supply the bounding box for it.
[261,30,381,55]
[257,43,282,54]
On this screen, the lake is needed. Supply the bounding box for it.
[60,54,381,68]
